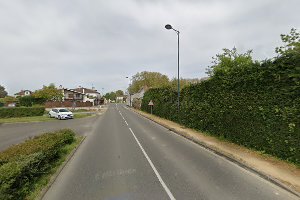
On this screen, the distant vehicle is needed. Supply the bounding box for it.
[49,108,74,120]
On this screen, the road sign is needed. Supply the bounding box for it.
[148,100,154,106]
[148,100,154,114]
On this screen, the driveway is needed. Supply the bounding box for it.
[0,114,102,151]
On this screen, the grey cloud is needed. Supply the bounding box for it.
[0,0,299,94]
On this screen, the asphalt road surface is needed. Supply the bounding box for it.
[0,114,100,151]
[40,104,298,200]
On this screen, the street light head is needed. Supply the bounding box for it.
[165,24,172,30]
[126,77,129,78]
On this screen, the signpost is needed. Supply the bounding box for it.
[148,100,154,114]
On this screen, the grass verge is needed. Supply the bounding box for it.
[73,113,94,119]
[0,113,94,124]
[0,115,55,123]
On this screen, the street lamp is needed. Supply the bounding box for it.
[165,24,180,113]
[126,76,132,107]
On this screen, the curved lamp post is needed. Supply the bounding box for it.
[165,24,180,113]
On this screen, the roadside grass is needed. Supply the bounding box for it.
[26,136,83,200]
[0,113,94,124]
[0,115,55,123]
[73,113,94,119]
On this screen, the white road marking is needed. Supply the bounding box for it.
[119,111,129,126]
[128,127,176,200]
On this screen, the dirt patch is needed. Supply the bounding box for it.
[133,109,300,194]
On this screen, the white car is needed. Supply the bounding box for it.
[49,108,74,120]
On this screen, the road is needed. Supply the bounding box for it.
[0,114,101,151]
[41,104,298,200]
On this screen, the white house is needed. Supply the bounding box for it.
[73,86,101,106]
[14,90,32,98]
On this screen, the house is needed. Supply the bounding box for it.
[127,86,149,108]
[61,88,85,103]
[14,90,32,98]
[73,86,101,106]
[45,86,94,108]
[116,96,126,103]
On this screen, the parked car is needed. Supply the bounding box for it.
[49,108,74,120]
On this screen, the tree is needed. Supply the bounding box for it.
[206,47,254,78]
[33,84,63,101]
[128,71,170,94]
[275,28,300,56]
[115,90,124,97]
[104,92,116,101]
[3,96,17,104]
[169,78,202,90]
[274,28,300,91]
[0,85,8,98]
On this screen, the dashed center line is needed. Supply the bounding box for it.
[118,110,176,200]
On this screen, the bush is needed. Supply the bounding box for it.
[132,98,142,109]
[0,107,45,118]
[141,50,300,165]
[18,96,46,107]
[0,129,75,199]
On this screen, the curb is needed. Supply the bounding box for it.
[37,136,86,200]
[130,108,300,198]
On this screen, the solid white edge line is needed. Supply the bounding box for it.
[128,127,176,200]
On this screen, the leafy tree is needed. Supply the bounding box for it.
[128,71,170,93]
[104,92,116,101]
[275,28,300,56]
[274,28,300,93]
[3,96,18,104]
[0,85,8,98]
[169,78,202,90]
[206,47,254,78]
[115,90,124,97]
[33,84,63,101]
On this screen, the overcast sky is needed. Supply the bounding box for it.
[0,0,299,95]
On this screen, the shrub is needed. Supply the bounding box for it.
[141,48,300,165]
[18,96,46,107]
[0,129,75,199]
[0,107,45,118]
[132,98,142,109]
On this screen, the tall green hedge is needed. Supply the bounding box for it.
[0,107,45,118]
[141,52,300,165]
